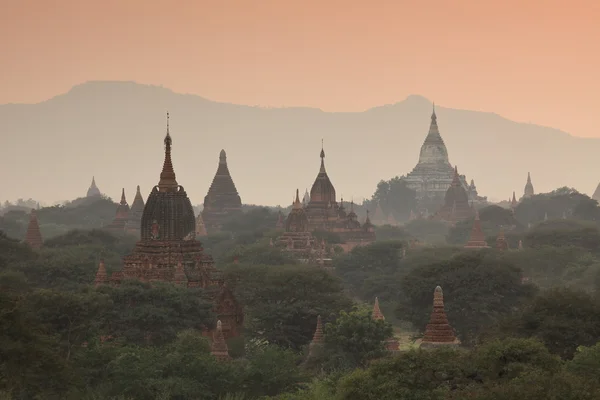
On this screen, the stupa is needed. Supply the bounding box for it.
[210,320,231,361]
[105,189,130,233]
[464,210,490,249]
[24,209,43,249]
[202,150,243,232]
[420,286,458,348]
[276,189,318,261]
[523,172,534,198]
[432,166,473,223]
[86,176,102,197]
[371,297,399,352]
[94,259,108,286]
[125,186,145,236]
[307,315,325,359]
[195,212,208,237]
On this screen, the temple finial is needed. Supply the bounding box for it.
[319,140,326,173]
[158,111,178,192]
[432,102,437,120]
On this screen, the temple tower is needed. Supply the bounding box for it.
[202,150,243,232]
[24,208,43,249]
[210,320,231,361]
[511,191,518,209]
[305,142,340,230]
[195,212,208,237]
[275,189,317,261]
[432,166,473,222]
[307,315,325,359]
[464,210,490,249]
[371,297,399,352]
[86,176,102,197]
[523,172,534,198]
[420,286,458,348]
[94,259,108,286]
[125,186,144,236]
[106,189,130,233]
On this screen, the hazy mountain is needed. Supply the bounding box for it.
[1,81,598,207]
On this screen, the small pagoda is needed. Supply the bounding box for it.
[523,172,534,199]
[86,176,102,197]
[202,149,243,233]
[125,186,144,236]
[24,208,43,249]
[307,315,325,359]
[210,320,231,361]
[432,166,473,223]
[420,286,458,348]
[372,297,399,352]
[275,189,318,261]
[105,189,130,234]
[464,210,490,249]
[195,212,208,237]
[103,113,243,340]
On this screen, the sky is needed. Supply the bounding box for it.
[1,0,600,138]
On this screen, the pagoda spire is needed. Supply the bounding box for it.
[24,209,43,249]
[319,139,326,173]
[94,259,108,286]
[307,315,325,359]
[464,210,490,249]
[120,188,127,205]
[210,320,231,361]
[511,191,518,208]
[293,188,302,209]
[158,111,178,192]
[420,286,457,348]
[372,297,385,320]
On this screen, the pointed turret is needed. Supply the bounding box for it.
[524,172,534,198]
[24,209,43,249]
[202,149,243,231]
[308,140,336,206]
[416,103,450,165]
[302,189,310,206]
[195,212,208,237]
[210,320,231,361]
[86,176,102,197]
[94,259,108,286]
[125,185,145,236]
[105,189,130,233]
[307,315,325,359]
[496,228,508,251]
[420,286,458,348]
[464,210,490,249]
[592,182,600,202]
[372,297,385,320]
[511,191,518,208]
[158,112,179,192]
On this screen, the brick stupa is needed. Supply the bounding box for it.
[125,186,144,236]
[105,189,130,233]
[307,315,325,359]
[24,208,43,249]
[432,166,473,223]
[86,176,102,197]
[464,210,490,249]
[210,320,231,361]
[372,297,400,352]
[420,286,458,348]
[94,259,108,287]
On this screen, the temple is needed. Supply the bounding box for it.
[403,106,486,211]
[24,208,43,249]
[210,320,231,361]
[86,176,102,197]
[195,212,208,237]
[432,166,474,223]
[464,210,490,249]
[102,113,243,340]
[125,186,144,236]
[523,172,534,198]
[202,150,243,233]
[371,297,399,352]
[307,315,325,359]
[105,189,130,234]
[275,189,318,261]
[420,286,458,348]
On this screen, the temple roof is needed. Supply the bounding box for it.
[464,210,490,249]
[286,189,309,232]
[524,172,534,198]
[86,176,101,197]
[372,297,385,320]
[210,320,231,361]
[420,286,457,347]
[593,181,600,202]
[140,113,196,241]
[309,142,337,205]
[24,208,43,249]
[434,166,472,221]
[205,150,241,200]
[417,105,451,166]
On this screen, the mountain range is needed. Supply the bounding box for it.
[1,81,598,207]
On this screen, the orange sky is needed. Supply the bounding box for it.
[1,0,599,137]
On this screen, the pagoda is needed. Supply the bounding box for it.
[420,286,458,348]
[307,315,325,359]
[210,320,231,361]
[195,212,208,237]
[432,166,473,223]
[496,229,509,251]
[109,113,243,339]
[275,189,318,261]
[24,208,43,249]
[86,176,102,197]
[302,189,310,207]
[105,189,130,233]
[511,191,518,209]
[403,106,485,209]
[94,259,108,286]
[523,172,534,199]
[305,142,341,231]
[125,186,145,236]
[464,210,490,249]
[202,150,242,233]
[371,297,399,352]
[592,182,600,202]
[334,201,376,251]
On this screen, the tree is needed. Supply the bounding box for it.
[524,219,600,252]
[404,219,449,245]
[368,177,418,223]
[225,264,352,350]
[397,251,536,345]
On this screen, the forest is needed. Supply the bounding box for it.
[2,187,600,399]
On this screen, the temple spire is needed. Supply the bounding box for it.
[94,259,108,286]
[210,320,231,361]
[158,111,178,192]
[372,297,385,320]
[319,139,326,173]
[420,286,457,348]
[293,189,302,209]
[120,188,127,205]
[24,209,43,249]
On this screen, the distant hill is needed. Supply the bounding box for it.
[1,80,598,207]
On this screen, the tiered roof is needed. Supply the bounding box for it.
[420,286,457,348]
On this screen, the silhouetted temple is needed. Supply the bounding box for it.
[86,176,102,197]
[24,208,43,249]
[523,172,534,199]
[195,212,207,237]
[105,189,130,233]
[125,186,144,236]
[202,150,242,232]
[403,106,486,210]
[432,166,474,223]
[371,297,399,352]
[464,210,490,249]
[276,189,318,260]
[420,286,458,348]
[101,114,243,340]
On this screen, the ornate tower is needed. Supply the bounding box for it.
[420,286,458,348]
[202,150,243,232]
[276,189,317,260]
[105,189,130,233]
[432,166,473,222]
[523,172,534,198]
[305,141,340,230]
[86,176,102,197]
[125,186,145,236]
[24,208,43,249]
